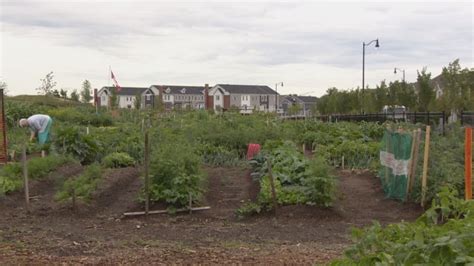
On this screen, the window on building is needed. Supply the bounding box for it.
[146,95,151,101]
[216,95,220,101]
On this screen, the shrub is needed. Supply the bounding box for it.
[102,152,135,168]
[54,126,100,164]
[148,140,205,207]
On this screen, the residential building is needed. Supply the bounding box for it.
[280,95,318,117]
[150,85,207,110]
[97,86,158,109]
[208,84,278,114]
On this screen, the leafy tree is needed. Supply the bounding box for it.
[416,68,434,112]
[109,87,119,109]
[70,89,80,102]
[36,71,57,95]
[134,93,142,109]
[288,103,302,116]
[438,59,472,115]
[80,80,93,103]
[52,89,60,98]
[60,89,68,99]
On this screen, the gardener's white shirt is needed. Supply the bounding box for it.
[27,114,51,133]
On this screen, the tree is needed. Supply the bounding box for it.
[288,103,302,116]
[60,89,68,99]
[80,80,93,103]
[439,59,472,115]
[134,93,142,109]
[0,81,8,95]
[36,71,57,95]
[52,89,60,98]
[109,87,119,109]
[416,68,434,112]
[70,89,80,102]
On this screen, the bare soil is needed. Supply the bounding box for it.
[0,165,422,265]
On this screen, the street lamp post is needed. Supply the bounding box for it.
[362,39,380,91]
[275,82,283,113]
[394,67,406,82]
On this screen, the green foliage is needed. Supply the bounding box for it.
[54,126,100,164]
[332,187,474,265]
[148,139,205,207]
[197,143,241,166]
[80,80,93,103]
[102,152,135,168]
[0,155,73,194]
[236,201,262,219]
[55,163,102,202]
[49,107,113,126]
[250,141,335,209]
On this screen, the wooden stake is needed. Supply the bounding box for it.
[465,127,472,200]
[408,129,421,197]
[405,130,417,201]
[41,150,46,158]
[86,126,89,135]
[421,126,431,207]
[72,188,76,211]
[22,145,30,213]
[267,158,278,215]
[144,131,150,216]
[341,156,345,170]
[188,193,192,214]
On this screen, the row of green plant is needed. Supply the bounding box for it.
[55,163,102,202]
[239,141,335,217]
[331,187,474,265]
[0,155,74,195]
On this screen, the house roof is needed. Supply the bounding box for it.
[281,95,318,104]
[101,86,148,95]
[216,84,278,95]
[151,85,205,95]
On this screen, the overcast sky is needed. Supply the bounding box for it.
[0,0,472,96]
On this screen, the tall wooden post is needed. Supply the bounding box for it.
[421,126,431,207]
[408,129,421,197]
[465,127,472,200]
[144,131,150,216]
[22,145,30,213]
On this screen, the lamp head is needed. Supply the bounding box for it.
[394,68,397,74]
[375,39,380,48]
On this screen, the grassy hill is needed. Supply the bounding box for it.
[5,95,89,108]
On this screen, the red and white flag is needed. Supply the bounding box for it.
[111,70,121,91]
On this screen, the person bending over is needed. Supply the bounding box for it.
[19,114,53,144]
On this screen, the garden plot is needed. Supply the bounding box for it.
[0,164,422,264]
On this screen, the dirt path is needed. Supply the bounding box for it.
[0,165,422,264]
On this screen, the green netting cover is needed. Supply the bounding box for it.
[379,129,413,201]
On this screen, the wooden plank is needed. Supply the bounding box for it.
[123,206,211,217]
[466,127,472,200]
[421,126,431,207]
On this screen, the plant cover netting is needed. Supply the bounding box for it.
[379,129,413,201]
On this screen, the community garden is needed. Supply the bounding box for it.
[0,95,472,264]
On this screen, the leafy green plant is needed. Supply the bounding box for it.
[0,155,73,195]
[55,163,102,202]
[250,141,335,210]
[148,140,206,207]
[236,201,262,219]
[54,126,100,164]
[332,187,474,265]
[102,152,135,168]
